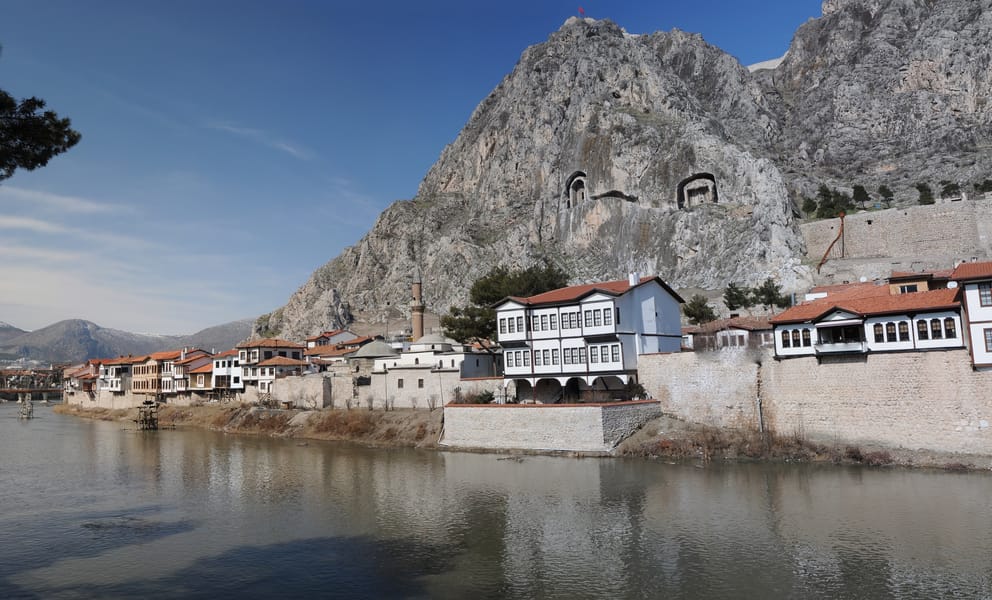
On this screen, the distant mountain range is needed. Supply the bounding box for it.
[0,318,254,364]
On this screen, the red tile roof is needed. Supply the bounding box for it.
[189,364,214,374]
[699,316,772,334]
[213,349,239,358]
[238,338,304,349]
[257,356,307,367]
[305,329,345,342]
[771,288,960,324]
[951,261,992,282]
[502,275,683,306]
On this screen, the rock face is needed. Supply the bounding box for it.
[257,3,992,340]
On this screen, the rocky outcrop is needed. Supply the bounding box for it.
[258,3,992,340]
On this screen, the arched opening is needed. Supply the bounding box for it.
[534,378,564,404]
[563,377,584,402]
[589,376,626,402]
[563,170,588,208]
[513,379,533,403]
[676,173,718,210]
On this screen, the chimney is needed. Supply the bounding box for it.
[628,272,640,286]
[411,273,425,341]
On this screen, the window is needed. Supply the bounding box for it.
[507,353,514,368]
[398,379,404,389]
[499,319,506,334]
[551,349,559,365]
[550,314,557,330]
[886,322,896,343]
[264,351,273,359]
[594,311,602,327]
[791,330,801,347]
[917,320,929,340]
[874,324,884,343]
[418,379,424,388]
[601,346,609,363]
[292,352,300,360]
[899,321,910,341]
[233,377,240,384]
[945,318,957,339]
[523,351,530,366]
[930,319,943,339]
[615,308,620,325]
[585,311,593,327]
[533,316,540,331]
[604,309,612,326]
[240,351,247,362]
[981,283,992,307]
[197,375,204,386]
[516,316,524,331]
[543,349,550,365]
[611,345,620,362]
[539,315,547,330]
[899,284,918,294]
[985,329,992,353]
[534,351,542,366]
[781,330,791,348]
[508,318,515,334]
[564,349,571,365]
[590,347,598,363]
[572,313,580,329]
[579,348,586,363]
[802,329,811,347]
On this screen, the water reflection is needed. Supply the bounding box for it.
[1,404,990,599]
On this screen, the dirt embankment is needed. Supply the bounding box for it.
[617,415,991,471]
[54,403,442,449]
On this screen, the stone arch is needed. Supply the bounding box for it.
[563,171,588,208]
[534,378,564,403]
[588,375,627,402]
[676,173,718,210]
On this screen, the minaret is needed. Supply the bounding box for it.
[411,273,425,341]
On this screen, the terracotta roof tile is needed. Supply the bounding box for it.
[257,356,308,367]
[951,261,992,282]
[699,316,772,334]
[189,364,214,374]
[213,349,239,358]
[772,288,960,324]
[502,275,683,306]
[238,338,304,349]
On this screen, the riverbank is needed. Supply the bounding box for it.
[53,404,990,470]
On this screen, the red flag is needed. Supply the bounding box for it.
[578,6,585,16]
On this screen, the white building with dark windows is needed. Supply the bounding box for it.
[770,281,963,359]
[494,274,683,403]
[951,261,992,368]
[238,338,305,393]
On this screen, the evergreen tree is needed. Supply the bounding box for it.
[940,181,961,199]
[916,182,935,205]
[442,263,570,344]
[723,282,754,311]
[877,185,894,208]
[974,179,992,194]
[1,89,81,181]
[752,278,791,310]
[852,185,870,210]
[801,196,818,217]
[814,184,836,218]
[682,295,717,325]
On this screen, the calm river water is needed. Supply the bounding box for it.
[1,404,990,599]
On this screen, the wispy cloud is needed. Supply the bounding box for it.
[0,186,128,214]
[206,121,313,160]
[0,215,66,234]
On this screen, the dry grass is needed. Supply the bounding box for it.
[53,404,129,421]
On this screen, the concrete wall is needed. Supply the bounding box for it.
[368,371,507,410]
[640,349,992,455]
[441,400,661,453]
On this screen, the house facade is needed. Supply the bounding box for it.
[494,274,683,402]
[950,261,992,368]
[771,282,963,359]
[693,316,774,351]
[238,338,305,393]
[211,349,244,392]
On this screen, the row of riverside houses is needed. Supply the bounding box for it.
[768,261,992,368]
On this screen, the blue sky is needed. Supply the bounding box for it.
[0,0,822,335]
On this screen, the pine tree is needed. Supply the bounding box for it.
[723,282,754,311]
[683,295,717,325]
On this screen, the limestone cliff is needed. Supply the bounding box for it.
[257,2,992,340]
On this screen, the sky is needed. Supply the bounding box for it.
[0,0,823,335]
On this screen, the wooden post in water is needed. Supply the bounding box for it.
[134,400,159,430]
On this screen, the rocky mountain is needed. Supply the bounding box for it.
[0,321,27,344]
[256,1,992,340]
[0,318,254,364]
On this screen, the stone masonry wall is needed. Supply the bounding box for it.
[442,401,660,453]
[800,198,992,285]
[639,349,992,455]
[638,351,760,429]
[272,374,332,409]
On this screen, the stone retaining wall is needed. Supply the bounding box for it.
[441,400,661,453]
[639,349,992,455]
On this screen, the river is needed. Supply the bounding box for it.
[1,403,990,599]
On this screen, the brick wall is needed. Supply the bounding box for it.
[639,349,992,455]
[442,401,660,452]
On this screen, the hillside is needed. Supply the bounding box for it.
[0,318,253,364]
[256,1,992,340]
